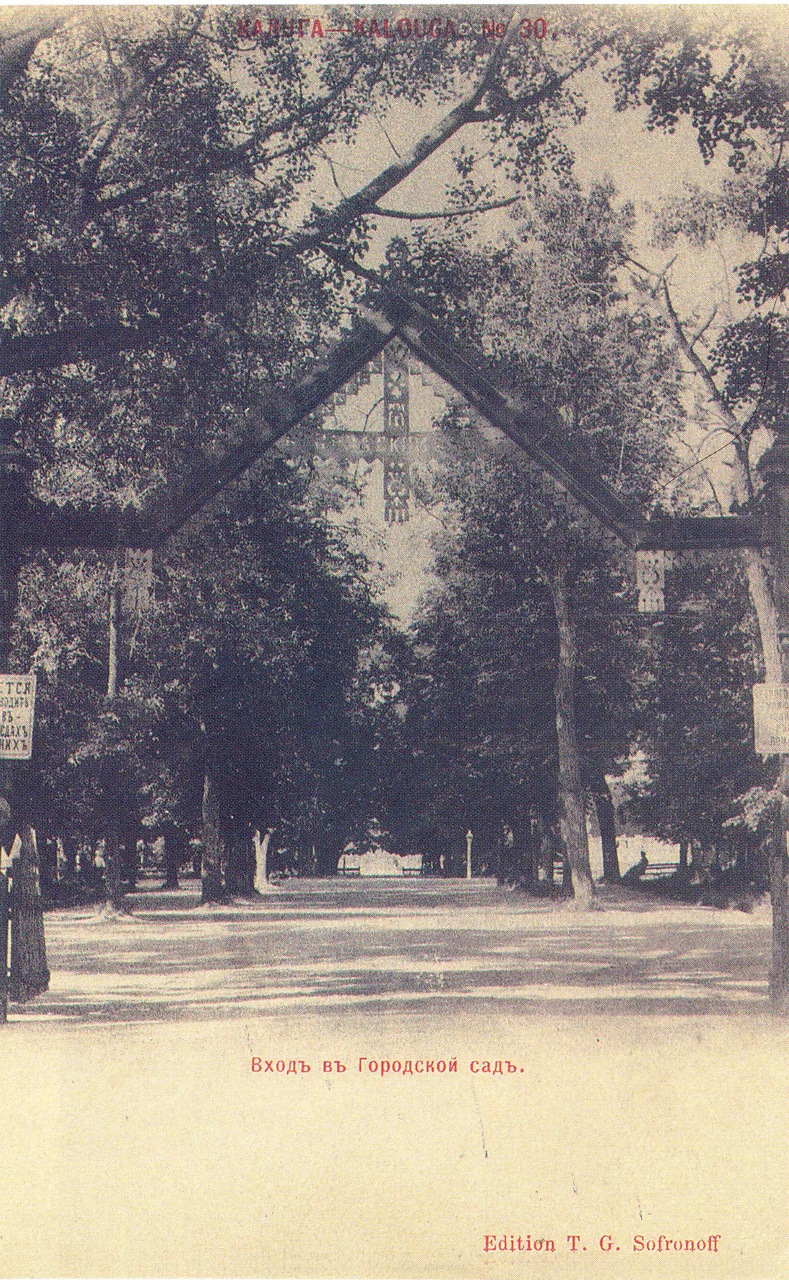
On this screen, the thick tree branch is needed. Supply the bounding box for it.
[106,24,518,232]
[659,279,745,437]
[689,305,717,351]
[1,11,614,380]
[373,196,519,220]
[0,315,165,376]
[471,38,609,123]
[627,255,750,443]
[652,276,764,505]
[266,10,524,262]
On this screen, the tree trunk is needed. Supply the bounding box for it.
[225,826,256,897]
[254,828,274,892]
[200,772,225,903]
[0,546,20,675]
[101,562,130,914]
[106,573,120,698]
[743,550,782,685]
[162,823,180,890]
[770,782,789,1010]
[224,830,240,896]
[678,838,690,879]
[39,836,58,901]
[122,827,138,891]
[103,827,128,913]
[8,823,49,1002]
[523,814,539,888]
[80,840,96,878]
[498,823,515,885]
[549,568,595,907]
[767,728,789,1011]
[591,772,620,883]
[62,835,77,881]
[0,420,25,674]
[537,820,554,883]
[508,821,530,886]
[560,852,572,892]
[757,428,789,1009]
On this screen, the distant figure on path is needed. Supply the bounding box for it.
[622,851,649,884]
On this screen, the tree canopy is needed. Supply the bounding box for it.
[2,6,788,909]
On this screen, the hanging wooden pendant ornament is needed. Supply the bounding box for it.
[382,342,410,523]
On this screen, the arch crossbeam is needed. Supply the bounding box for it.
[17,289,761,556]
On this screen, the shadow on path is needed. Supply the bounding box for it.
[16,879,772,1023]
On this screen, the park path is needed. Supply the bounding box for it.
[10,878,771,1023]
[1,880,786,1280]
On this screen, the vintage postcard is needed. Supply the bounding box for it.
[0,3,788,1277]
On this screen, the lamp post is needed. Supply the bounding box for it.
[465,829,473,881]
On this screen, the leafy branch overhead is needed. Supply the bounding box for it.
[0,7,786,946]
[0,8,782,404]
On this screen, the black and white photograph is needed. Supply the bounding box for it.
[0,4,788,1276]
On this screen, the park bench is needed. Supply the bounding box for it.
[337,859,361,877]
[552,858,681,886]
[639,862,680,881]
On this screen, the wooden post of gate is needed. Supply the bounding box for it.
[0,683,48,1005]
[0,424,29,861]
[0,421,34,822]
[0,422,29,674]
[0,423,49,1010]
[757,419,789,1010]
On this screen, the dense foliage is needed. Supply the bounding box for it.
[0,8,785,904]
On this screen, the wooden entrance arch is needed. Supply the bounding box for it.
[2,286,788,1003]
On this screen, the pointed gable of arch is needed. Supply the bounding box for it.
[23,288,761,562]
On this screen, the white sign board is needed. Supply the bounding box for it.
[0,673,36,760]
[753,683,789,754]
